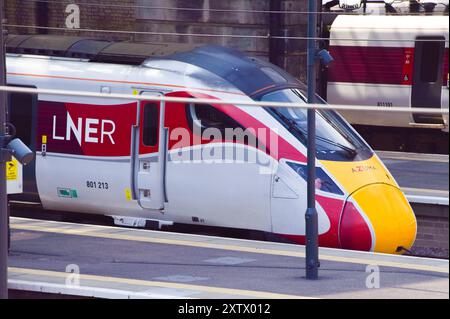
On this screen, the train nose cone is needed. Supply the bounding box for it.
[340,184,417,254]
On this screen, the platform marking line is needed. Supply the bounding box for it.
[11,220,449,274]
[406,195,449,206]
[8,279,190,299]
[402,187,449,196]
[8,267,310,299]
[377,152,449,163]
[382,156,449,163]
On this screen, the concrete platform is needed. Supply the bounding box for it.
[377,151,449,206]
[8,217,449,299]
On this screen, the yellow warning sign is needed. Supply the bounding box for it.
[6,159,18,181]
[125,188,132,201]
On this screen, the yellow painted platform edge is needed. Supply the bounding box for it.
[9,267,312,299]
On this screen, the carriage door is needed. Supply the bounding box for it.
[132,93,167,210]
[411,36,445,124]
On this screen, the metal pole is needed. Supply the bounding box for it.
[305,0,320,280]
[0,0,8,299]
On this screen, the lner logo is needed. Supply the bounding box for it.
[52,112,116,146]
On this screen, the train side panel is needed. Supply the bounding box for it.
[6,55,276,232]
[34,100,141,215]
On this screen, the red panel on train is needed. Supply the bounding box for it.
[36,101,137,157]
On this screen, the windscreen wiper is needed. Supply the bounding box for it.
[271,108,307,144]
[317,110,362,149]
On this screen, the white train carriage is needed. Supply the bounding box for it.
[327,15,449,132]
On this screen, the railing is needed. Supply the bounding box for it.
[0,86,449,115]
[0,85,449,207]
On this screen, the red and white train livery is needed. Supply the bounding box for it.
[6,35,417,254]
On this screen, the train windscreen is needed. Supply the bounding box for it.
[260,88,373,161]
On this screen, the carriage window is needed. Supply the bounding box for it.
[142,103,159,146]
[420,41,442,83]
[189,104,242,132]
[417,37,445,84]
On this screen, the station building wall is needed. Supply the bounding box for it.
[4,0,309,81]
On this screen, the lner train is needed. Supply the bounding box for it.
[5,35,416,254]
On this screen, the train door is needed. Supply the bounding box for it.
[411,36,446,125]
[132,92,167,211]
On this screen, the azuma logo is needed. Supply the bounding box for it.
[52,112,116,146]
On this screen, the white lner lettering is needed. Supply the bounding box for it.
[101,120,116,145]
[85,118,99,143]
[52,113,116,145]
[52,115,64,141]
[66,112,83,145]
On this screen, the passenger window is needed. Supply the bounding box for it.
[142,103,159,146]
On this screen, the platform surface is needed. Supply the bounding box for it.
[8,217,449,299]
[377,151,449,205]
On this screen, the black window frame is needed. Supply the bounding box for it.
[7,85,38,148]
[286,161,344,196]
[419,38,445,83]
[142,102,159,147]
[186,103,244,135]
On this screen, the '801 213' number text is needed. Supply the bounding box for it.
[86,181,109,190]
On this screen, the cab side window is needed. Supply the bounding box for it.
[188,104,243,134]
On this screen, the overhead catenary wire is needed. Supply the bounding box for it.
[6,0,410,15]
[0,86,448,115]
[13,0,450,15]
[5,24,450,43]
[12,0,343,14]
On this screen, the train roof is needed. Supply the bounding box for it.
[331,15,449,31]
[158,45,304,97]
[330,15,449,47]
[7,34,304,97]
[5,34,201,65]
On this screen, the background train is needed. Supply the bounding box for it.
[322,14,449,153]
[323,0,449,15]
[5,35,416,254]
